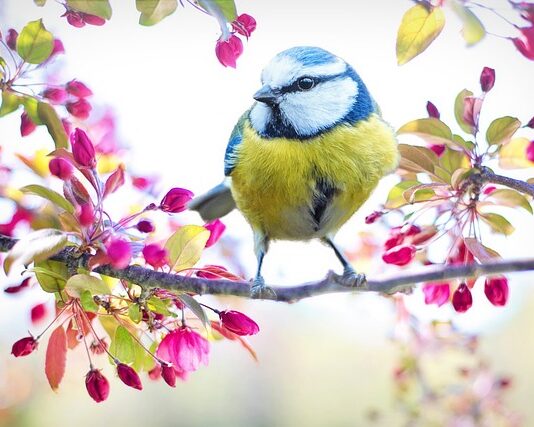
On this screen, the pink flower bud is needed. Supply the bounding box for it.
[463,96,483,129]
[85,369,110,403]
[4,277,31,294]
[117,363,143,390]
[81,13,106,26]
[526,116,534,129]
[511,26,534,60]
[426,101,440,119]
[148,364,162,380]
[232,14,257,38]
[11,336,38,357]
[20,112,36,137]
[49,157,74,180]
[219,310,259,336]
[136,219,155,233]
[429,144,445,156]
[77,203,95,227]
[31,302,47,324]
[62,119,72,136]
[42,87,68,104]
[196,265,241,280]
[142,244,168,269]
[132,176,151,190]
[527,140,534,162]
[159,187,194,213]
[480,67,495,92]
[66,80,93,98]
[51,39,65,57]
[65,11,86,28]
[71,128,96,168]
[204,219,226,248]
[484,277,509,306]
[6,29,18,50]
[422,283,450,307]
[215,35,244,68]
[452,283,473,313]
[382,245,416,266]
[66,98,92,119]
[161,364,177,387]
[106,238,132,269]
[365,210,383,224]
[483,185,497,195]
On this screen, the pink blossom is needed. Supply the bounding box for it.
[20,112,36,137]
[159,187,194,213]
[49,157,74,180]
[6,29,18,50]
[232,14,257,38]
[136,219,155,233]
[30,302,47,324]
[106,238,132,269]
[161,364,177,387]
[156,327,209,375]
[66,98,92,119]
[365,210,383,224]
[71,128,96,168]
[0,208,33,236]
[382,245,416,266]
[452,283,473,313]
[426,101,440,119]
[484,277,509,306]
[204,219,226,248]
[422,283,450,306]
[65,11,85,28]
[215,35,244,68]
[219,310,259,336]
[429,144,445,156]
[116,363,143,390]
[483,185,497,195]
[77,203,95,227]
[11,336,38,357]
[463,96,483,129]
[51,39,65,57]
[512,26,534,60]
[81,13,106,26]
[142,244,168,269]
[4,277,31,294]
[480,67,495,92]
[42,87,68,104]
[527,140,534,162]
[85,369,110,403]
[66,80,93,98]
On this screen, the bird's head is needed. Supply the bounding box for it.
[249,46,375,140]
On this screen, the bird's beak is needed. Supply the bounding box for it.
[253,85,278,104]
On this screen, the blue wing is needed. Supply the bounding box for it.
[224,111,249,176]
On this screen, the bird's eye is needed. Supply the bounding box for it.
[297,77,315,91]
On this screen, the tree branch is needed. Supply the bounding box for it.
[480,168,534,197]
[1,234,533,302]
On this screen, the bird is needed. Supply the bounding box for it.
[189,46,399,298]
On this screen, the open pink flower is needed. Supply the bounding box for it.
[204,219,226,248]
[156,327,209,376]
[142,244,168,269]
[106,238,132,269]
[422,283,450,307]
[382,245,416,266]
[512,26,534,60]
[215,35,243,68]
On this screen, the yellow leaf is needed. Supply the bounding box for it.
[486,116,521,146]
[397,118,453,146]
[450,1,485,46]
[165,225,210,272]
[396,4,445,65]
[97,154,121,174]
[499,137,534,169]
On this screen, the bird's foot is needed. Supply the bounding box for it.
[340,267,367,289]
[250,276,277,299]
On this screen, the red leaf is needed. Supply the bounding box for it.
[45,326,67,391]
[103,164,125,198]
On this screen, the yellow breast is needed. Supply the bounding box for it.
[230,113,399,240]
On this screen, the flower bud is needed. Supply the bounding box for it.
[6,29,18,50]
[71,128,96,168]
[382,245,416,266]
[142,244,168,269]
[364,210,383,224]
[204,219,226,247]
[106,238,132,269]
[66,79,93,98]
[484,277,509,306]
[231,14,257,38]
[77,203,95,227]
[483,185,497,195]
[4,277,31,294]
[49,157,74,180]
[429,144,445,156]
[85,369,110,402]
[117,363,143,390]
[148,364,162,380]
[527,140,534,163]
[219,310,260,336]
[215,35,243,68]
[136,219,155,233]
[42,87,68,104]
[426,101,440,119]
[20,112,36,137]
[11,336,38,357]
[526,116,534,129]
[452,283,473,313]
[31,302,47,324]
[422,283,450,307]
[480,67,495,92]
[62,119,72,136]
[161,364,177,387]
[65,11,85,28]
[66,98,92,119]
[159,187,194,213]
[51,39,65,57]
[81,13,106,26]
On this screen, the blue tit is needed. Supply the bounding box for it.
[189,46,399,297]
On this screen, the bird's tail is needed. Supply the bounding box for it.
[188,179,236,221]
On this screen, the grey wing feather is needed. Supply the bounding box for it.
[188,180,236,221]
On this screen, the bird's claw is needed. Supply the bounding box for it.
[250,276,277,299]
[340,268,367,288]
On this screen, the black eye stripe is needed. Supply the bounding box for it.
[279,72,347,94]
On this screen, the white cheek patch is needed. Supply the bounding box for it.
[249,102,272,135]
[281,77,358,137]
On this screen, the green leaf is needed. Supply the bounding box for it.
[179,293,211,332]
[34,259,69,293]
[34,0,48,6]
[385,180,421,209]
[165,225,210,272]
[488,189,533,214]
[480,212,515,236]
[110,326,135,364]
[146,296,174,316]
[451,134,475,152]
[439,148,470,175]
[397,144,439,176]
[80,290,99,312]
[402,183,445,204]
[136,0,178,25]
[198,0,237,22]
[128,304,142,323]
[38,102,69,149]
[0,91,23,117]
[397,118,454,146]
[16,19,54,64]
[66,0,112,19]
[4,229,68,275]
[65,274,111,298]
[454,89,475,134]
[396,4,445,65]
[450,1,485,46]
[23,96,44,125]
[464,237,501,263]
[20,184,75,214]
[486,116,521,146]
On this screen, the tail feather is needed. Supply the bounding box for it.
[188,180,236,221]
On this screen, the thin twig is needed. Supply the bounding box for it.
[479,168,534,197]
